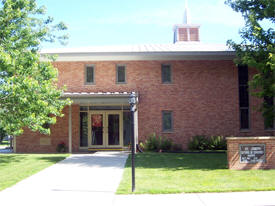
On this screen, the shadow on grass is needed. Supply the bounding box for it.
[0,154,68,165]
[0,154,28,165]
[126,152,228,170]
[37,156,68,163]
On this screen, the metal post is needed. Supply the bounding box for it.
[129,92,136,192]
[131,102,135,192]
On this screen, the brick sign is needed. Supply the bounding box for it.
[239,144,265,163]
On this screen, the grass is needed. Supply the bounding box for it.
[0,140,10,147]
[0,154,69,191]
[117,152,275,194]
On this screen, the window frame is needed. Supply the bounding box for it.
[116,64,127,84]
[162,111,173,132]
[161,64,172,84]
[85,64,95,85]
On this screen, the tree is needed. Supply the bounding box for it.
[225,0,275,127]
[0,0,71,136]
[0,125,7,143]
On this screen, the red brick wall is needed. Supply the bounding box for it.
[227,137,275,169]
[16,105,80,153]
[17,60,274,152]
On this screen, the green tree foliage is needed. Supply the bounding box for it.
[0,0,71,136]
[0,125,7,142]
[225,0,275,126]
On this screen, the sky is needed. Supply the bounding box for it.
[37,0,247,49]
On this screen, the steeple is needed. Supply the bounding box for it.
[173,0,200,43]
[183,0,189,24]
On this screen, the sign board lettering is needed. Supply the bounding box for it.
[239,144,265,163]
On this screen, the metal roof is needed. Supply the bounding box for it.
[40,43,235,61]
[41,42,231,54]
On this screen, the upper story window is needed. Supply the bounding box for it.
[162,111,173,132]
[238,65,249,130]
[161,64,172,84]
[116,65,126,84]
[85,65,94,84]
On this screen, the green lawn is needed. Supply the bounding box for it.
[117,152,275,194]
[0,154,69,191]
[0,140,10,147]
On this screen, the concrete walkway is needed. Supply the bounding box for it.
[0,146,12,153]
[0,152,128,206]
[114,191,275,206]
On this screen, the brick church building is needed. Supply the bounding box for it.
[14,6,274,153]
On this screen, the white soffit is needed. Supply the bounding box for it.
[40,43,235,61]
[62,91,138,105]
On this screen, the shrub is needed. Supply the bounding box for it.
[188,135,227,151]
[160,136,173,151]
[208,135,227,150]
[188,135,210,151]
[56,141,67,153]
[144,133,160,151]
[144,133,174,151]
[171,143,183,152]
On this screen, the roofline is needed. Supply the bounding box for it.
[62,92,136,98]
[41,51,236,61]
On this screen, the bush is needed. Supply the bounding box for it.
[56,141,67,153]
[208,135,227,150]
[188,135,209,151]
[160,137,173,151]
[144,133,173,151]
[188,135,227,151]
[144,133,160,151]
[171,143,183,152]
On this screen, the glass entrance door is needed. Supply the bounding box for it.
[91,113,104,146]
[89,111,122,147]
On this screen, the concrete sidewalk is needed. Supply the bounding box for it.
[0,152,128,206]
[114,191,275,206]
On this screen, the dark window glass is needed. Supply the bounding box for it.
[238,65,249,130]
[238,65,248,85]
[80,106,88,111]
[240,109,249,129]
[108,114,120,145]
[162,111,173,131]
[162,64,172,83]
[117,65,126,83]
[91,114,103,145]
[264,96,274,129]
[86,66,94,83]
[80,112,88,147]
[239,85,249,107]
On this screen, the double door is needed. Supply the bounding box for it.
[89,111,123,147]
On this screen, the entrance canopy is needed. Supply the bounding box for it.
[62,91,138,105]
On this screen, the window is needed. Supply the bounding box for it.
[161,64,172,83]
[85,65,94,84]
[264,96,274,130]
[162,111,173,132]
[238,65,249,130]
[116,65,126,83]
[80,112,88,147]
